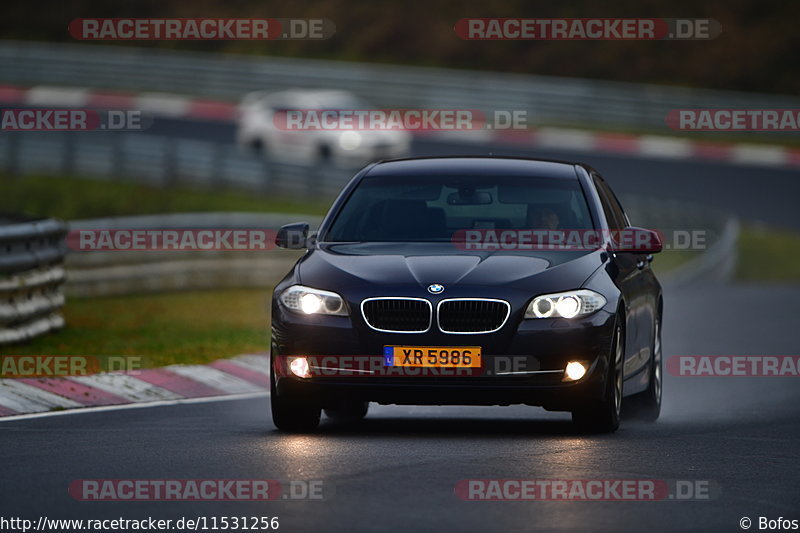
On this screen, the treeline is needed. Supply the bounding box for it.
[2,0,798,94]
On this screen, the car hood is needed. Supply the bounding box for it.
[295,243,605,296]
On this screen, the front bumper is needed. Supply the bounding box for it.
[271,304,617,412]
[274,372,606,411]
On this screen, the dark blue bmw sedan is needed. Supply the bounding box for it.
[270,157,663,433]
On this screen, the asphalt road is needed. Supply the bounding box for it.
[1,281,799,533]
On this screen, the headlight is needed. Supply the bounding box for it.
[525,289,606,319]
[280,285,348,316]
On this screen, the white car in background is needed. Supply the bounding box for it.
[237,89,411,167]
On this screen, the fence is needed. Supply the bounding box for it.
[2,40,799,130]
[0,131,356,198]
[0,214,68,345]
[621,196,738,285]
[64,212,320,297]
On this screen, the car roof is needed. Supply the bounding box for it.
[364,156,582,179]
[261,89,361,105]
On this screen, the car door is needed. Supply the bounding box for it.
[603,181,658,381]
[592,173,647,381]
[263,96,311,161]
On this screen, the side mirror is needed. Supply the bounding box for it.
[610,226,663,254]
[275,222,310,249]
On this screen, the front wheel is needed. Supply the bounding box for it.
[270,363,320,432]
[572,324,623,433]
[627,317,662,422]
[316,144,332,164]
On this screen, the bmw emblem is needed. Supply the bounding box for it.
[427,284,445,294]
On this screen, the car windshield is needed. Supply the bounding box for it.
[267,94,370,113]
[324,175,595,243]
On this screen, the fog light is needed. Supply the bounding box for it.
[564,361,587,381]
[289,357,311,378]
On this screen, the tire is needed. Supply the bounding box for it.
[627,316,662,422]
[324,401,369,422]
[316,144,332,163]
[248,138,264,153]
[572,323,623,433]
[270,363,320,432]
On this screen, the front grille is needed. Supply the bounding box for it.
[362,298,431,332]
[437,299,510,333]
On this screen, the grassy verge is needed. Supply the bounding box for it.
[650,250,700,275]
[0,174,330,219]
[5,289,271,367]
[736,225,800,282]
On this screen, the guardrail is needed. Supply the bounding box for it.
[0,214,68,345]
[0,132,355,198]
[2,40,799,130]
[621,195,737,285]
[63,212,319,297]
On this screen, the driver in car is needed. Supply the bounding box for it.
[529,206,560,230]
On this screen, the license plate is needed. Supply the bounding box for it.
[384,346,482,368]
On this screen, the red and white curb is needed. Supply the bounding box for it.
[422,128,800,168]
[2,83,799,168]
[0,353,270,419]
[0,84,237,121]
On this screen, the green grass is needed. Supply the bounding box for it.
[0,174,330,219]
[4,289,271,367]
[736,225,800,282]
[650,249,700,275]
